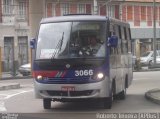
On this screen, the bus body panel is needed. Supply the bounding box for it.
[34,77,110,99]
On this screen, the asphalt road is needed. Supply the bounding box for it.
[1,71,160,119]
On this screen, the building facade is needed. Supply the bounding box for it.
[29,0,122,44]
[1,0,160,72]
[121,0,160,57]
[29,0,160,59]
[0,0,29,72]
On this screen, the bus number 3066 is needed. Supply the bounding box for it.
[75,70,93,76]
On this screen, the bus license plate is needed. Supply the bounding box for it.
[61,86,75,91]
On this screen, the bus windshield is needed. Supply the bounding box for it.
[36,21,106,59]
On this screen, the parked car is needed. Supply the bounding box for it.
[18,63,31,76]
[149,57,160,65]
[140,50,160,66]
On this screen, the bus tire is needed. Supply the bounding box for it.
[43,98,51,109]
[116,89,126,100]
[103,88,113,109]
[115,75,127,100]
[103,97,112,109]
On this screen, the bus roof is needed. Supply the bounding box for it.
[40,15,130,27]
[40,15,108,24]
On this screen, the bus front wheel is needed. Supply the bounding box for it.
[43,98,51,109]
[103,90,113,109]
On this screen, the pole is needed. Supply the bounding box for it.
[30,48,32,75]
[0,47,2,79]
[153,0,156,65]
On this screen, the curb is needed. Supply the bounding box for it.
[145,88,160,105]
[1,76,32,80]
[0,83,21,91]
[133,68,160,72]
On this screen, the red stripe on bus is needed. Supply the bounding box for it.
[61,71,67,77]
[32,71,59,78]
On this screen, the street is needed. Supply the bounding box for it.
[0,71,160,119]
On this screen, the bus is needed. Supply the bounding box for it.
[30,14,133,109]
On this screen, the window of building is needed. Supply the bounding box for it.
[127,6,133,20]
[3,0,14,15]
[86,4,91,14]
[147,6,152,26]
[77,4,85,14]
[106,5,115,17]
[4,37,14,72]
[18,36,28,65]
[18,0,27,19]
[141,6,146,21]
[61,3,70,15]
[100,4,106,16]
[46,3,55,17]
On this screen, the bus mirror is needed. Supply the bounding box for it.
[108,35,118,47]
[30,38,36,49]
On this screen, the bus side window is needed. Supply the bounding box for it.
[109,24,115,36]
[126,27,131,52]
[115,25,121,54]
[124,27,128,52]
[121,26,128,54]
[109,23,116,55]
[118,25,123,54]
[118,25,122,39]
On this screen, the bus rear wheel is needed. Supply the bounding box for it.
[115,89,126,100]
[43,98,51,109]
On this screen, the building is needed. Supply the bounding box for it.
[0,0,29,73]
[1,0,159,73]
[121,0,160,58]
[29,0,122,42]
[29,0,160,58]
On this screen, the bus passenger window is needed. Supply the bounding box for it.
[118,26,122,39]
[109,24,115,36]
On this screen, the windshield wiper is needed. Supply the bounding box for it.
[51,32,64,59]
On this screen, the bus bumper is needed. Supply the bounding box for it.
[34,79,110,100]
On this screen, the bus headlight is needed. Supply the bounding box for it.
[37,75,43,80]
[97,73,104,79]
[92,72,104,81]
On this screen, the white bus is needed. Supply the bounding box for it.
[30,14,133,109]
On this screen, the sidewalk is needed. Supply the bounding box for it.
[0,72,32,91]
[133,66,160,72]
[0,82,21,91]
[134,67,160,104]
[145,89,160,105]
[1,72,32,80]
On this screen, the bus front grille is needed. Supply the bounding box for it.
[46,90,93,97]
